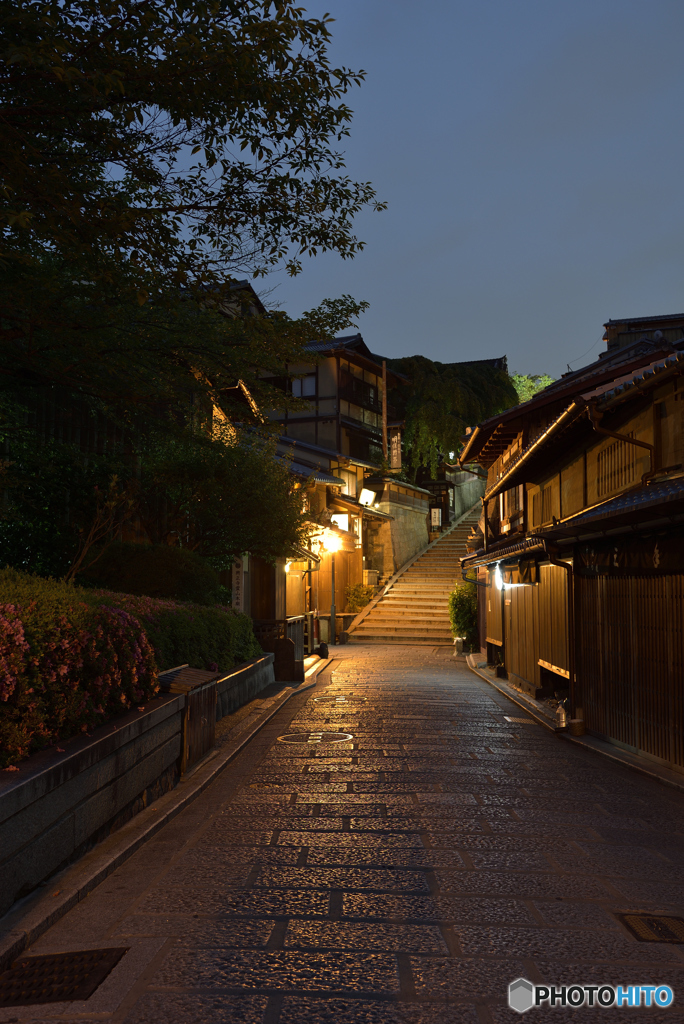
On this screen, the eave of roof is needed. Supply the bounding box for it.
[537,475,684,539]
[329,493,394,521]
[304,334,408,384]
[473,350,684,498]
[281,458,345,486]
[459,341,682,465]
[461,537,549,571]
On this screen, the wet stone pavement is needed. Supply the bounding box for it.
[6,646,684,1023]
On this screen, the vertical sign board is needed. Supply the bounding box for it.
[390,427,402,470]
[431,507,442,529]
[231,556,243,612]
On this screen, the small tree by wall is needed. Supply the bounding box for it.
[449,582,479,651]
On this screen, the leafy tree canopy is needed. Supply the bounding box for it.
[385,355,518,481]
[1,0,384,300]
[1,0,375,425]
[0,0,379,580]
[510,373,555,404]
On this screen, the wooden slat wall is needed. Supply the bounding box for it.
[576,573,684,770]
[538,564,569,676]
[506,573,539,689]
[485,569,503,646]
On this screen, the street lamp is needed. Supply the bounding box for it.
[322,528,342,645]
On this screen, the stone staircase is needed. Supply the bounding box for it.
[348,505,481,645]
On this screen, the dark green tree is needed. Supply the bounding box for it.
[133,426,309,567]
[0,1,379,580]
[386,356,518,481]
[1,0,384,300]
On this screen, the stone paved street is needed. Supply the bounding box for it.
[6,646,684,1023]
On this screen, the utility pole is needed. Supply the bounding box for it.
[382,359,388,462]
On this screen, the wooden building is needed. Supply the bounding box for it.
[255,335,433,623]
[460,316,684,774]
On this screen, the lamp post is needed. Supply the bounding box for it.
[322,528,341,646]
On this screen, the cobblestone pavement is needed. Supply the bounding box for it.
[6,646,684,1023]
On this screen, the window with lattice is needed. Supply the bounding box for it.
[597,434,636,497]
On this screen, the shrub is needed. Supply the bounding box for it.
[0,568,158,768]
[448,582,479,651]
[0,569,261,767]
[90,591,262,672]
[345,583,376,613]
[81,542,220,604]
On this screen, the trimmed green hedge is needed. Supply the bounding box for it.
[448,581,479,651]
[0,569,158,768]
[345,583,375,613]
[0,569,261,768]
[90,591,262,673]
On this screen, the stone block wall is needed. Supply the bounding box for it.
[0,695,184,918]
[0,655,276,917]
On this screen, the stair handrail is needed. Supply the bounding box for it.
[346,503,481,635]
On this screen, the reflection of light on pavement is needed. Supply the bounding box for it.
[276,732,354,744]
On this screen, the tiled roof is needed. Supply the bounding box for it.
[556,476,684,528]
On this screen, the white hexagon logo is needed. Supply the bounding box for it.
[508,977,535,1014]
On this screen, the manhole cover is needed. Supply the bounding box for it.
[0,947,128,1006]
[277,732,353,744]
[314,695,367,704]
[618,914,684,943]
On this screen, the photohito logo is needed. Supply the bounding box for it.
[508,977,674,1013]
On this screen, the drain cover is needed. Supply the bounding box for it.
[277,732,353,744]
[618,914,684,943]
[314,695,367,704]
[504,716,537,725]
[0,947,128,1006]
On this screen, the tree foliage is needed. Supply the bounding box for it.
[1,0,384,300]
[510,373,555,404]
[0,410,310,578]
[133,425,309,566]
[0,1,379,581]
[386,356,518,480]
[449,582,478,651]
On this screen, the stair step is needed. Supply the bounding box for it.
[347,505,479,644]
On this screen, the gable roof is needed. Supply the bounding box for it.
[480,348,684,502]
[304,333,409,384]
[460,334,684,466]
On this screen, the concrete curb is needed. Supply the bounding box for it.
[465,656,684,795]
[465,655,556,732]
[559,731,684,796]
[0,664,330,971]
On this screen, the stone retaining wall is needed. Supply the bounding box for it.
[216,654,275,718]
[0,654,275,918]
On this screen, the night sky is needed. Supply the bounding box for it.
[268,0,684,379]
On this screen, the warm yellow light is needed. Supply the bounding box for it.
[285,561,292,573]
[323,531,341,553]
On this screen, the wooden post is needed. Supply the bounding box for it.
[382,360,388,461]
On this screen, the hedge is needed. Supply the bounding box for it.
[448,581,479,651]
[89,591,262,673]
[0,569,261,768]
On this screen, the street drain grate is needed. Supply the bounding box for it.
[504,716,537,725]
[277,731,353,744]
[314,695,367,704]
[0,947,128,1006]
[618,914,684,943]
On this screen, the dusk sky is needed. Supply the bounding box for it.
[268,0,684,380]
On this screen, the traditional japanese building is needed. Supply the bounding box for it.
[245,334,433,657]
[460,316,684,773]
